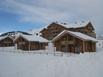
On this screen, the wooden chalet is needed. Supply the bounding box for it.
[40,22,67,40]
[14,34,48,50]
[0,36,14,47]
[40,21,96,40]
[52,30,97,53]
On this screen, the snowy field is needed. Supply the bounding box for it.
[0,48,103,77]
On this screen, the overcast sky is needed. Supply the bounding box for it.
[0,0,103,35]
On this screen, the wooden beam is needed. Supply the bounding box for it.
[65,35,68,52]
[83,41,85,53]
[29,42,30,51]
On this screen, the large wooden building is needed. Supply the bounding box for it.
[0,36,14,47]
[14,34,48,50]
[52,30,97,53]
[40,22,67,40]
[40,21,96,40]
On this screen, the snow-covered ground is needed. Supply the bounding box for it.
[0,48,103,77]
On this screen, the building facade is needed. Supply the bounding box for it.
[40,21,96,40]
[40,22,67,40]
[14,34,48,50]
[0,36,14,47]
[52,30,97,53]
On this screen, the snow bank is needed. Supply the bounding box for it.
[0,47,15,51]
[0,50,103,77]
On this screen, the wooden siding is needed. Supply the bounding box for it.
[40,23,67,40]
[0,37,14,47]
[14,36,48,50]
[53,33,96,53]
[40,22,96,40]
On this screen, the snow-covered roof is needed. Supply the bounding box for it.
[52,30,97,42]
[0,36,13,41]
[58,20,90,28]
[28,20,91,35]
[0,36,7,40]
[14,34,49,43]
